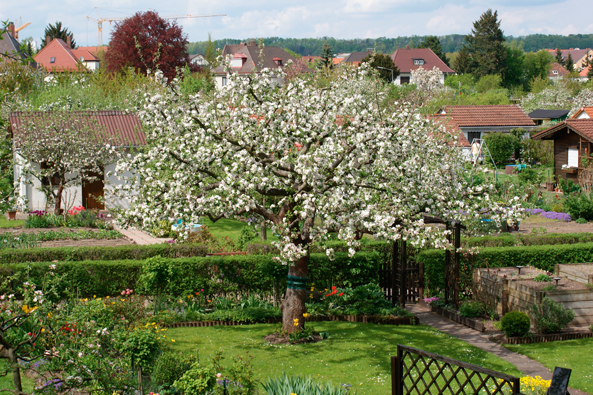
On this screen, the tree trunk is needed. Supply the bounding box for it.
[54,184,64,215]
[260,221,267,241]
[8,348,22,393]
[281,253,308,333]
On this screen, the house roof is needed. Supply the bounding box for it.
[9,111,146,147]
[546,48,592,64]
[391,47,454,74]
[77,46,106,57]
[428,114,471,148]
[438,105,535,127]
[581,66,591,77]
[528,109,570,120]
[214,43,313,75]
[532,119,593,142]
[571,106,593,119]
[34,38,86,72]
[342,51,373,65]
[0,31,28,61]
[549,62,569,77]
[301,55,321,63]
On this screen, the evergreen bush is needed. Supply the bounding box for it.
[501,311,531,337]
[529,297,575,334]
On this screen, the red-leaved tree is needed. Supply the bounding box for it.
[104,11,199,81]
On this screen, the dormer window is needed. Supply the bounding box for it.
[231,53,247,68]
[413,59,424,66]
[273,57,283,66]
[50,57,55,63]
[552,70,558,75]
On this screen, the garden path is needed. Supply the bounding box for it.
[406,304,591,395]
[112,224,169,246]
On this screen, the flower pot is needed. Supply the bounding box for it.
[546,182,555,192]
[7,211,16,220]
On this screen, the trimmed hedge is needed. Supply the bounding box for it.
[0,252,382,298]
[463,232,593,248]
[418,242,593,292]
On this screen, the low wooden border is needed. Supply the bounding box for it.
[166,315,419,328]
[429,305,485,332]
[505,331,593,344]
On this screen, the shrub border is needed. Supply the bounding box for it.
[166,315,419,328]
[505,331,593,344]
[429,305,485,332]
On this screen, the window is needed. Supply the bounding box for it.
[230,58,243,68]
[50,57,55,63]
[552,70,558,75]
[568,148,578,167]
[467,132,481,145]
[400,76,410,84]
[413,59,424,66]
[222,76,227,86]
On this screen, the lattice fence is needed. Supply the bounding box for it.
[391,345,521,395]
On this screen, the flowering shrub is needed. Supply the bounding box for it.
[519,375,551,395]
[67,205,85,216]
[524,208,571,222]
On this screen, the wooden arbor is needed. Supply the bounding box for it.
[380,216,465,308]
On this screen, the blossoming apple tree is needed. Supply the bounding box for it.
[115,62,522,332]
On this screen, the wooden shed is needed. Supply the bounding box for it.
[531,119,593,184]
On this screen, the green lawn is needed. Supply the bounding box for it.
[0,216,25,229]
[169,322,521,395]
[202,217,277,242]
[0,361,35,393]
[505,338,593,394]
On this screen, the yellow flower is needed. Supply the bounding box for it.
[120,298,125,302]
[106,296,110,299]
[171,339,176,342]
[93,295,96,298]
[303,313,308,318]
[310,287,314,291]
[112,302,115,305]
[22,305,29,314]
[291,393,296,395]
[309,294,313,299]
[47,313,52,319]
[41,328,45,333]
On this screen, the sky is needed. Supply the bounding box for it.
[1,0,593,49]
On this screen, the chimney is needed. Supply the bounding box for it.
[406,45,410,50]
[67,35,71,47]
[8,22,15,37]
[46,36,51,46]
[249,39,257,46]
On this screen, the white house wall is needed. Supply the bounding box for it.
[105,161,135,210]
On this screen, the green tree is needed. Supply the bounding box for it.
[565,53,575,72]
[39,21,75,49]
[204,32,216,67]
[484,132,519,165]
[463,9,507,78]
[319,43,333,69]
[475,74,502,93]
[453,48,472,74]
[555,48,564,65]
[523,50,554,83]
[502,46,525,88]
[418,36,449,66]
[361,53,399,83]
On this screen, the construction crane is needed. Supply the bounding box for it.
[14,22,30,41]
[86,8,225,47]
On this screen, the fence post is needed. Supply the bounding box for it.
[512,377,520,395]
[391,241,398,306]
[400,240,407,307]
[454,221,461,309]
[391,348,403,395]
[445,222,451,304]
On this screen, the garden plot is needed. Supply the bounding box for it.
[474,266,593,327]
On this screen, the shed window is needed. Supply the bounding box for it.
[50,57,55,63]
[568,148,579,167]
[467,132,481,145]
[221,76,227,86]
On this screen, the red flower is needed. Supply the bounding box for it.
[338,292,344,297]
[332,290,337,295]
[332,286,337,290]
[326,293,331,297]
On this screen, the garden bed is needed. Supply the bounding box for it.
[505,331,593,344]
[428,305,485,332]
[556,263,593,285]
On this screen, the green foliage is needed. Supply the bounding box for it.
[39,21,75,49]
[236,224,259,251]
[502,46,525,89]
[453,48,472,74]
[533,274,551,282]
[564,193,593,221]
[559,179,581,195]
[501,311,531,337]
[529,297,575,334]
[139,255,175,296]
[518,168,541,185]
[444,74,475,93]
[360,53,399,83]
[529,75,552,94]
[484,132,519,165]
[418,36,449,66]
[475,75,502,93]
[462,9,507,78]
[459,301,486,318]
[576,218,588,224]
[116,327,162,369]
[152,352,196,387]
[173,362,217,395]
[179,66,214,95]
[523,50,554,84]
[24,210,108,229]
[262,374,346,395]
[319,43,333,70]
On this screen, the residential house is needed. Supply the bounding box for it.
[212,41,313,89]
[391,46,454,85]
[435,105,536,156]
[9,111,146,211]
[341,50,373,66]
[548,62,569,81]
[34,37,100,72]
[528,109,570,126]
[572,107,593,119]
[546,48,593,72]
[531,119,593,184]
[580,66,591,82]
[190,54,209,67]
[0,23,34,63]
[301,55,321,64]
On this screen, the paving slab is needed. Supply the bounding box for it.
[406,304,590,395]
[112,225,169,245]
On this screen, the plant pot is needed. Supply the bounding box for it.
[546,182,555,192]
[562,168,578,174]
[7,211,16,220]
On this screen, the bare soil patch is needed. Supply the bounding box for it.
[263,333,323,345]
[0,226,106,235]
[39,238,134,248]
[518,216,593,234]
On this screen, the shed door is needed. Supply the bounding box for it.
[568,148,578,168]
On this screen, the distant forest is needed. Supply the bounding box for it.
[187,34,593,56]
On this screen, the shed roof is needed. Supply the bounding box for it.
[528,109,570,120]
[428,114,470,148]
[9,111,146,147]
[439,105,535,127]
[342,51,373,65]
[572,106,593,119]
[532,119,593,142]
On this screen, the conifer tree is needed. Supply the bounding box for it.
[565,53,574,72]
[39,22,75,49]
[453,48,472,74]
[319,43,333,69]
[462,9,507,77]
[555,48,564,65]
[418,36,449,66]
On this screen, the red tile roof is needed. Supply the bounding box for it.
[214,43,313,75]
[549,62,569,77]
[580,66,591,77]
[301,55,321,63]
[9,111,146,147]
[34,38,95,72]
[77,46,106,57]
[391,47,454,74]
[546,48,591,64]
[571,106,593,119]
[439,105,535,127]
[428,114,470,147]
[532,119,593,142]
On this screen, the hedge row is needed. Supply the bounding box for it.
[0,252,383,298]
[463,232,593,248]
[418,242,593,292]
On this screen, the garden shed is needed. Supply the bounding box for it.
[531,119,593,185]
[9,111,146,211]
